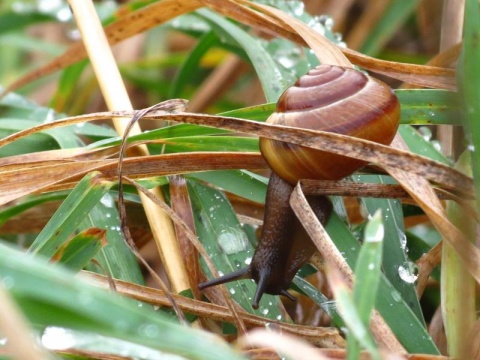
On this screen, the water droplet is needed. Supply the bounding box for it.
[398,229,407,251]
[229,288,236,295]
[100,194,114,208]
[368,263,375,270]
[317,14,335,30]
[42,327,76,350]
[418,126,432,141]
[432,140,442,152]
[138,324,159,338]
[398,263,418,284]
[217,228,249,254]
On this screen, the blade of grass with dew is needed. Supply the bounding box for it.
[197,8,286,102]
[84,201,144,284]
[396,89,462,126]
[190,170,267,204]
[292,275,343,326]
[189,179,284,320]
[28,172,113,258]
[53,228,106,272]
[0,243,246,360]
[80,193,144,284]
[347,210,384,359]
[355,175,424,325]
[326,213,439,354]
[359,0,420,56]
[399,125,452,165]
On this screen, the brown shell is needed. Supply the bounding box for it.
[259,65,401,185]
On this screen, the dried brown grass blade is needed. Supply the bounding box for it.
[0,109,470,199]
[146,113,471,193]
[169,175,202,299]
[341,48,457,90]
[237,0,456,89]
[290,183,406,354]
[0,152,265,206]
[83,271,345,348]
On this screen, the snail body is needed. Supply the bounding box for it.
[199,65,400,309]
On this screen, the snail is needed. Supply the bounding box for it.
[198,64,400,309]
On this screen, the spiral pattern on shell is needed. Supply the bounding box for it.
[259,64,401,185]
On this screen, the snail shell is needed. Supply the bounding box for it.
[259,64,401,184]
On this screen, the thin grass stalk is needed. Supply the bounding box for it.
[441,152,476,358]
[66,0,190,293]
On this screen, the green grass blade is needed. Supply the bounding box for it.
[80,194,144,284]
[334,284,380,360]
[356,175,424,325]
[347,210,384,359]
[0,191,68,227]
[197,9,286,102]
[458,0,480,214]
[54,228,106,272]
[441,151,476,357]
[396,89,461,126]
[399,125,452,165]
[28,172,113,258]
[189,180,284,320]
[292,276,343,326]
[326,213,439,354]
[0,243,245,360]
[170,30,220,98]
[359,0,419,56]
[190,170,267,204]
